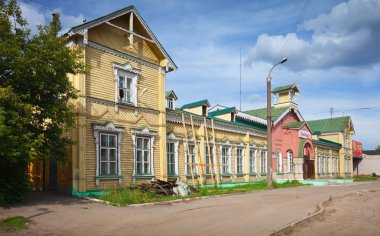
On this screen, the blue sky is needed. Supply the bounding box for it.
[20,0,380,149]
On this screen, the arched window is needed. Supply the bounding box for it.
[287,150,294,173]
[276,150,282,172]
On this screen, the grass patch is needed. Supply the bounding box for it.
[96,180,306,206]
[0,216,30,232]
[353,175,378,182]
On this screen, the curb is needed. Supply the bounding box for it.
[80,185,310,207]
[266,187,380,236]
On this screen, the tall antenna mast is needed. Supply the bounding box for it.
[330,107,334,118]
[239,46,242,111]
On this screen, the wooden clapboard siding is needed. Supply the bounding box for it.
[85,47,160,110]
[166,120,267,183]
[88,24,160,64]
[84,101,162,190]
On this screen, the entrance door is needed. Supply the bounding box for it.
[303,159,315,179]
[48,159,57,190]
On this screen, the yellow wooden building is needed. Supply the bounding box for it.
[43,6,269,195]
[29,6,357,195]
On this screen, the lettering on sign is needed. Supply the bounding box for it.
[298,130,311,139]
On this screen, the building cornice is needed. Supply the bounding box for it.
[166,111,267,138]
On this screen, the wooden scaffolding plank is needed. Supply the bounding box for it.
[204,117,215,187]
[211,119,221,187]
[190,115,204,187]
[182,113,196,187]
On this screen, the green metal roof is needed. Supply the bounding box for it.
[209,107,236,117]
[272,84,299,93]
[165,90,177,99]
[307,116,352,133]
[181,99,210,109]
[285,121,306,129]
[168,109,266,133]
[244,106,288,122]
[312,138,342,149]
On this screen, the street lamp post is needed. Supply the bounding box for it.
[266,58,287,188]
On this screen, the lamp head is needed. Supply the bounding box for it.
[280,58,287,64]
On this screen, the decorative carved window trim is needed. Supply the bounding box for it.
[131,127,156,176]
[113,62,140,111]
[167,133,179,176]
[93,122,125,186]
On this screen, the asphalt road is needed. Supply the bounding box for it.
[1,181,380,236]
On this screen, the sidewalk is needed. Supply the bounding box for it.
[1,181,380,236]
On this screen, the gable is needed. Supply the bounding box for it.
[65,6,177,71]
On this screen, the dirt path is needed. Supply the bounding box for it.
[282,189,380,236]
[1,181,380,236]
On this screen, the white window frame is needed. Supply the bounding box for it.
[325,156,329,174]
[99,133,118,176]
[236,146,244,175]
[167,97,175,110]
[287,151,294,173]
[220,145,232,174]
[132,127,156,176]
[113,62,139,111]
[205,143,215,175]
[93,122,125,186]
[276,150,282,173]
[185,141,198,175]
[260,148,268,175]
[249,147,257,174]
[167,133,179,176]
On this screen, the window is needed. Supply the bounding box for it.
[167,142,176,175]
[287,151,294,173]
[132,127,156,177]
[93,122,125,186]
[276,150,282,172]
[325,156,329,174]
[236,148,244,175]
[345,157,351,174]
[118,75,133,103]
[167,97,175,110]
[260,149,267,174]
[167,133,179,176]
[136,137,151,175]
[186,144,197,175]
[221,146,231,174]
[249,148,257,173]
[334,156,338,174]
[113,62,139,110]
[205,145,214,174]
[100,134,118,175]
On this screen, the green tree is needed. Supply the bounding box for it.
[376,145,380,151]
[0,0,86,204]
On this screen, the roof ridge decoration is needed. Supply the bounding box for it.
[64,5,177,71]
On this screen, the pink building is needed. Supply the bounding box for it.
[241,84,315,180]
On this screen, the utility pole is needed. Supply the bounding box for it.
[330,107,334,118]
[266,58,287,188]
[239,46,242,111]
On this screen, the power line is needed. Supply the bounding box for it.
[305,106,380,115]
[277,0,311,61]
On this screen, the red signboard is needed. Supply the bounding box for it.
[352,140,363,157]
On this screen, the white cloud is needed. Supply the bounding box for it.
[19,1,84,35]
[246,0,380,71]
